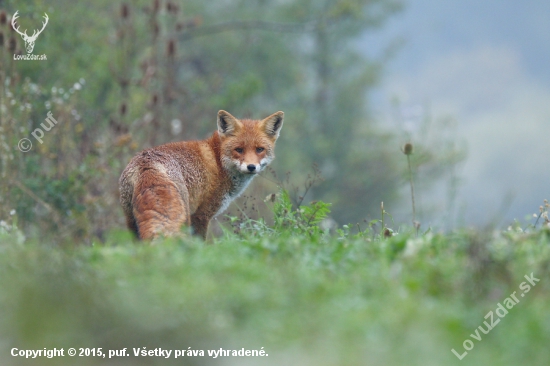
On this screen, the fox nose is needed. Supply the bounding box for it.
[247,164,256,172]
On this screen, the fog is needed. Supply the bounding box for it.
[363,0,550,226]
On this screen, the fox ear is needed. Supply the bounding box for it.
[260,111,284,139]
[217,110,242,137]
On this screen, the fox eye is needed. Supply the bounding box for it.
[256,147,265,153]
[235,148,244,154]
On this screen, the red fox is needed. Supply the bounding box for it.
[119,110,284,240]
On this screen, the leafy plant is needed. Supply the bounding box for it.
[271,188,332,237]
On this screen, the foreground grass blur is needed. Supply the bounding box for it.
[1,205,549,366]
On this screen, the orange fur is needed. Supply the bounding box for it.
[119,110,284,240]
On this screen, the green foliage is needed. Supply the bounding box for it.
[224,188,331,239]
[272,189,331,236]
[1,222,550,365]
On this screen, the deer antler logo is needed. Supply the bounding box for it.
[11,11,49,54]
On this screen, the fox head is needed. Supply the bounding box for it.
[217,110,284,175]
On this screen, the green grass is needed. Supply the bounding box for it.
[1,220,549,366]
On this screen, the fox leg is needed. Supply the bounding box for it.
[132,169,190,240]
[120,180,138,237]
[124,213,139,238]
[190,213,210,239]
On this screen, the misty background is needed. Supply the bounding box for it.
[366,0,550,226]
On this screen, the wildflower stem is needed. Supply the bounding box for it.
[533,212,542,229]
[381,202,385,231]
[407,154,416,224]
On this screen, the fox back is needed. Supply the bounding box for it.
[119,110,284,240]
